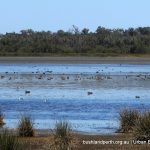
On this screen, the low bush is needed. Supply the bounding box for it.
[18,116,34,137]
[134,110,150,141]
[51,121,73,150]
[118,109,139,133]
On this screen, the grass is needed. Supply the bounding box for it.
[50,121,74,150]
[118,109,140,133]
[18,133,150,150]
[0,130,23,150]
[18,116,35,137]
[133,110,150,141]
[1,52,150,57]
[0,52,118,57]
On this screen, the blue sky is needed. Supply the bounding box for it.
[0,0,150,33]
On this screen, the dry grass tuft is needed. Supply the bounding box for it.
[118,109,139,133]
[18,116,35,137]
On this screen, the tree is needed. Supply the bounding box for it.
[82,28,89,35]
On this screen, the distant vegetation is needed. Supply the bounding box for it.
[1,26,150,56]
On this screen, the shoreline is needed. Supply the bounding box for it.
[6,128,116,136]
[0,56,150,64]
[3,129,149,150]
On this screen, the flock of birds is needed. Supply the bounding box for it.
[1,70,150,81]
[0,70,150,102]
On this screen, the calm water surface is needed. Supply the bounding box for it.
[0,64,150,134]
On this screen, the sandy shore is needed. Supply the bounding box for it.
[4,129,150,149]
[20,132,150,150]
[0,56,150,64]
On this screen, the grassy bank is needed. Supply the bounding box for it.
[0,52,120,57]
[1,52,150,57]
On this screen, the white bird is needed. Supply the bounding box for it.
[18,97,23,101]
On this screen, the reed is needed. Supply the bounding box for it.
[51,121,73,150]
[118,109,139,133]
[18,116,34,137]
[134,110,150,141]
[0,130,23,150]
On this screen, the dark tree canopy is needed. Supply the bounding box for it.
[0,26,150,56]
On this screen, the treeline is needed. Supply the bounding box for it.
[0,26,150,55]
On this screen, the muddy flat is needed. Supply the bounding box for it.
[0,56,150,64]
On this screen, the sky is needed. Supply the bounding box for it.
[0,0,150,33]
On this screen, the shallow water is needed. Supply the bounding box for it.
[0,64,150,134]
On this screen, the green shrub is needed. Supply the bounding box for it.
[0,130,23,150]
[118,109,139,133]
[51,121,73,150]
[134,110,150,141]
[18,116,34,137]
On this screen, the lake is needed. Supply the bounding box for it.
[0,64,150,134]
